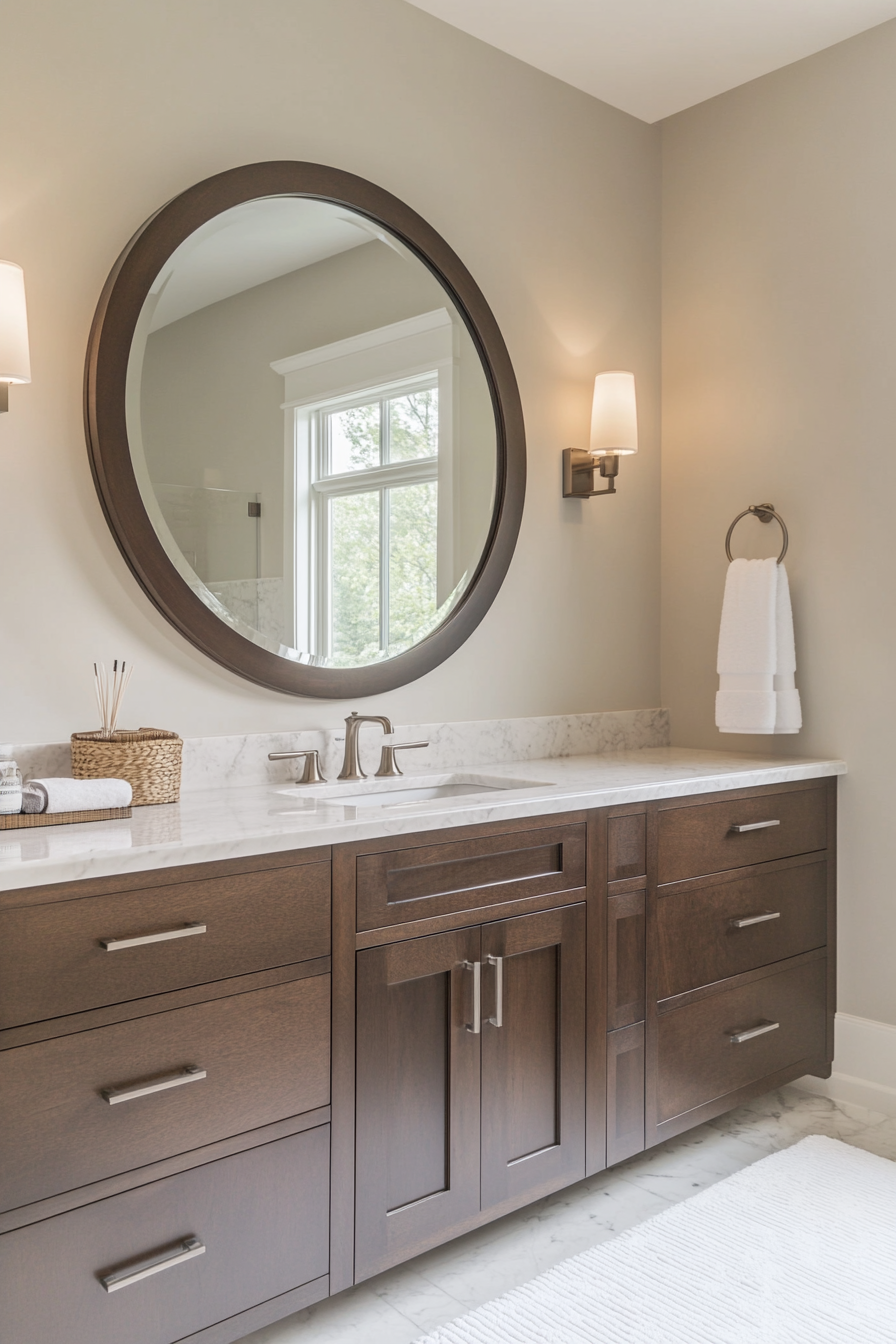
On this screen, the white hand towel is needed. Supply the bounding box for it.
[715,558,801,734]
[27,777,133,813]
[773,563,802,733]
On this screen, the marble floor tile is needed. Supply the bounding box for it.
[706,1084,888,1154]
[235,1086,892,1344]
[235,1284,424,1344]
[234,1269,471,1344]
[838,1115,896,1161]
[610,1125,771,1202]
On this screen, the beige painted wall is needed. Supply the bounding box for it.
[661,20,896,1024]
[0,0,660,741]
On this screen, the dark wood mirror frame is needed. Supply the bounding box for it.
[84,161,526,699]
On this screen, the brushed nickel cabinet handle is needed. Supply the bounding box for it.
[463,960,481,1034]
[729,911,781,928]
[100,1236,205,1292]
[729,820,780,833]
[487,954,504,1028]
[102,1065,206,1105]
[100,922,207,951]
[730,1019,779,1044]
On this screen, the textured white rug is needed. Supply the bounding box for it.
[414,1136,896,1343]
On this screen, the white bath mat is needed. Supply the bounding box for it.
[413,1136,896,1343]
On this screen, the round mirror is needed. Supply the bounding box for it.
[85,163,525,697]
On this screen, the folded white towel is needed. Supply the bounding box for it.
[716,559,802,734]
[27,778,133,813]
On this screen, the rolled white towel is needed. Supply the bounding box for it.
[27,778,133,813]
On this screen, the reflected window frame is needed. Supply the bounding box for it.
[273,308,456,660]
[310,374,440,661]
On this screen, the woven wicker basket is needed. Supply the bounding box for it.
[70,728,183,805]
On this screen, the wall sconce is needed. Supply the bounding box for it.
[0,261,31,413]
[562,370,638,498]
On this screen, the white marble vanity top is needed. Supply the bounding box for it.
[0,747,845,893]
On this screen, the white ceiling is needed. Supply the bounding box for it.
[405,0,896,122]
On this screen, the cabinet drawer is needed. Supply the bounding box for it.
[0,973,329,1211]
[0,1125,329,1344]
[658,788,827,885]
[656,958,826,1124]
[0,862,330,1028]
[356,824,586,930]
[657,859,828,1000]
[608,814,646,883]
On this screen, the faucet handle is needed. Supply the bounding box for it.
[374,741,429,779]
[268,749,327,784]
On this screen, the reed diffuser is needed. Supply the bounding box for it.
[72,661,183,805]
[93,660,135,738]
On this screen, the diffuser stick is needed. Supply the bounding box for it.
[93,660,134,739]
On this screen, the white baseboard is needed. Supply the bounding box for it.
[793,1012,896,1118]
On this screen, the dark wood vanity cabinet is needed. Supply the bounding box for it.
[0,849,334,1344]
[605,779,835,1160]
[354,904,586,1281]
[0,778,836,1344]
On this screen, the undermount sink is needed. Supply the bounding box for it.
[273,773,555,809]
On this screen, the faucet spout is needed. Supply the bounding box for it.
[338,711,394,782]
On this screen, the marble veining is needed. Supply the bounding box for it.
[0,744,844,891]
[6,709,671,794]
[233,1087,893,1344]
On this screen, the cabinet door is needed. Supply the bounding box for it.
[354,927,481,1281]
[480,904,586,1215]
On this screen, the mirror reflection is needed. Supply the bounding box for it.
[126,197,498,668]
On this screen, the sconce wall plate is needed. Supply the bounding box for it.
[562,447,619,499]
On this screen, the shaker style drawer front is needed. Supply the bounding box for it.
[657,788,827,885]
[0,863,330,1028]
[0,974,330,1211]
[657,860,828,1000]
[0,1126,330,1344]
[656,958,827,1124]
[355,824,586,930]
[607,813,646,883]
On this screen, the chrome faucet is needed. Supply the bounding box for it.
[338,711,394,781]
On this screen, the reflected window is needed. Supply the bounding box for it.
[276,308,458,666]
[312,376,439,664]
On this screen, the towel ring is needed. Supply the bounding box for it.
[725,503,789,564]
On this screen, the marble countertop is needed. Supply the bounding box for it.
[0,747,845,893]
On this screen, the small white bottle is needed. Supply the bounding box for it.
[0,758,23,814]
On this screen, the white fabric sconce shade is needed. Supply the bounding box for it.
[0,261,31,412]
[589,370,637,457]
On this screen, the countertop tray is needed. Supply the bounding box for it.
[0,807,133,830]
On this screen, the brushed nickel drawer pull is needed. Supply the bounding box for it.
[487,954,504,1028]
[100,922,207,951]
[100,1236,205,1292]
[102,1065,206,1105]
[730,1019,779,1044]
[730,911,781,928]
[729,820,780,833]
[463,960,481,1034]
